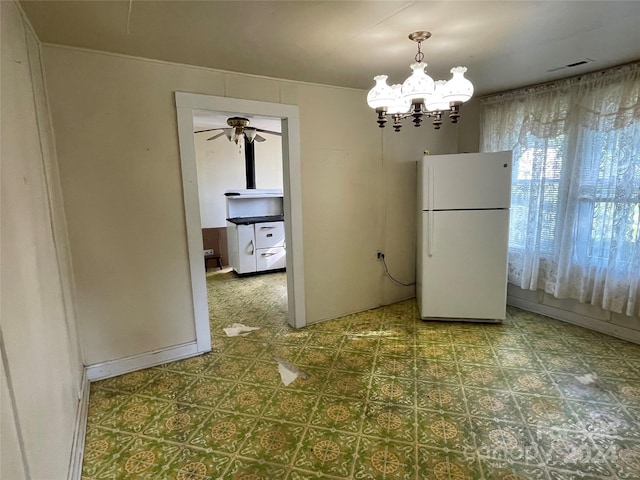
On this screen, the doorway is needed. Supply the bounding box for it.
[175,93,306,354]
[194,109,286,326]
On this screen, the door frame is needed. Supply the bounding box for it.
[175,92,306,353]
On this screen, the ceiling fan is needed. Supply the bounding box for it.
[194,116,281,144]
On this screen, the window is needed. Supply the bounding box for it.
[574,124,640,266]
[510,135,564,255]
[481,62,640,315]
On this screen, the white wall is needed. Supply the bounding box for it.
[380,117,459,305]
[456,98,481,153]
[1,2,84,478]
[195,130,283,228]
[42,45,457,363]
[43,48,200,365]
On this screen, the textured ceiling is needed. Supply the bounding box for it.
[20,0,640,97]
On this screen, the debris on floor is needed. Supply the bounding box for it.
[223,323,261,337]
[274,356,309,386]
[575,373,598,384]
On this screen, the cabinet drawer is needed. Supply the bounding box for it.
[256,247,286,271]
[254,222,285,248]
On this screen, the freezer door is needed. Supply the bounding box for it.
[420,151,512,211]
[419,209,509,320]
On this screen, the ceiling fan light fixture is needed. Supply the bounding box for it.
[202,116,281,143]
[244,128,257,143]
[233,127,243,144]
[366,31,473,130]
[227,117,250,129]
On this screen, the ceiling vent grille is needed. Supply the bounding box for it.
[548,58,595,73]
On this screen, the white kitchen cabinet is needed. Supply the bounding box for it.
[227,220,286,274]
[255,222,285,248]
[225,189,286,275]
[256,246,286,271]
[227,223,254,274]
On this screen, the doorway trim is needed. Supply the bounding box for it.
[175,92,306,352]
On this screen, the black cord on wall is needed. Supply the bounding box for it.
[378,253,416,287]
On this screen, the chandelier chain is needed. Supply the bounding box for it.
[415,42,424,63]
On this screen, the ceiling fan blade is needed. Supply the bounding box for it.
[254,128,282,136]
[195,128,224,134]
[206,132,225,141]
[254,134,266,142]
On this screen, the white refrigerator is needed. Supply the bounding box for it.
[417,151,512,322]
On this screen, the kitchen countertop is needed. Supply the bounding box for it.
[226,215,284,225]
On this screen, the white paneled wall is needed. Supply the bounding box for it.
[41,42,454,361]
[1,2,85,478]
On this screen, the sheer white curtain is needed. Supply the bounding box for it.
[481,63,640,316]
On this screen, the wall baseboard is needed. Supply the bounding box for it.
[69,342,205,478]
[85,341,203,382]
[67,374,90,480]
[507,295,640,345]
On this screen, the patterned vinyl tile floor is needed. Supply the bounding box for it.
[82,270,640,479]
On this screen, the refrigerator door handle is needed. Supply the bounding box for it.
[428,165,434,257]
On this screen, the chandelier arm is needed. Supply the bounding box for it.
[392,114,403,132]
[449,103,462,124]
[432,112,443,130]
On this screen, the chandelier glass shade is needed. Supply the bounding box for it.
[366,75,396,109]
[443,66,474,103]
[402,62,435,102]
[426,80,450,112]
[387,84,410,115]
[366,32,474,130]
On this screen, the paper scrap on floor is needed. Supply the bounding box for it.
[223,323,260,337]
[274,356,309,386]
[575,373,598,384]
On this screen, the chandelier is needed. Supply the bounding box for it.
[366,31,473,130]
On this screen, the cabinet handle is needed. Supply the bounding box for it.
[261,252,276,257]
[249,239,254,255]
[260,226,276,229]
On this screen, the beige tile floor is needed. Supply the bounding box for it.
[82,270,640,479]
